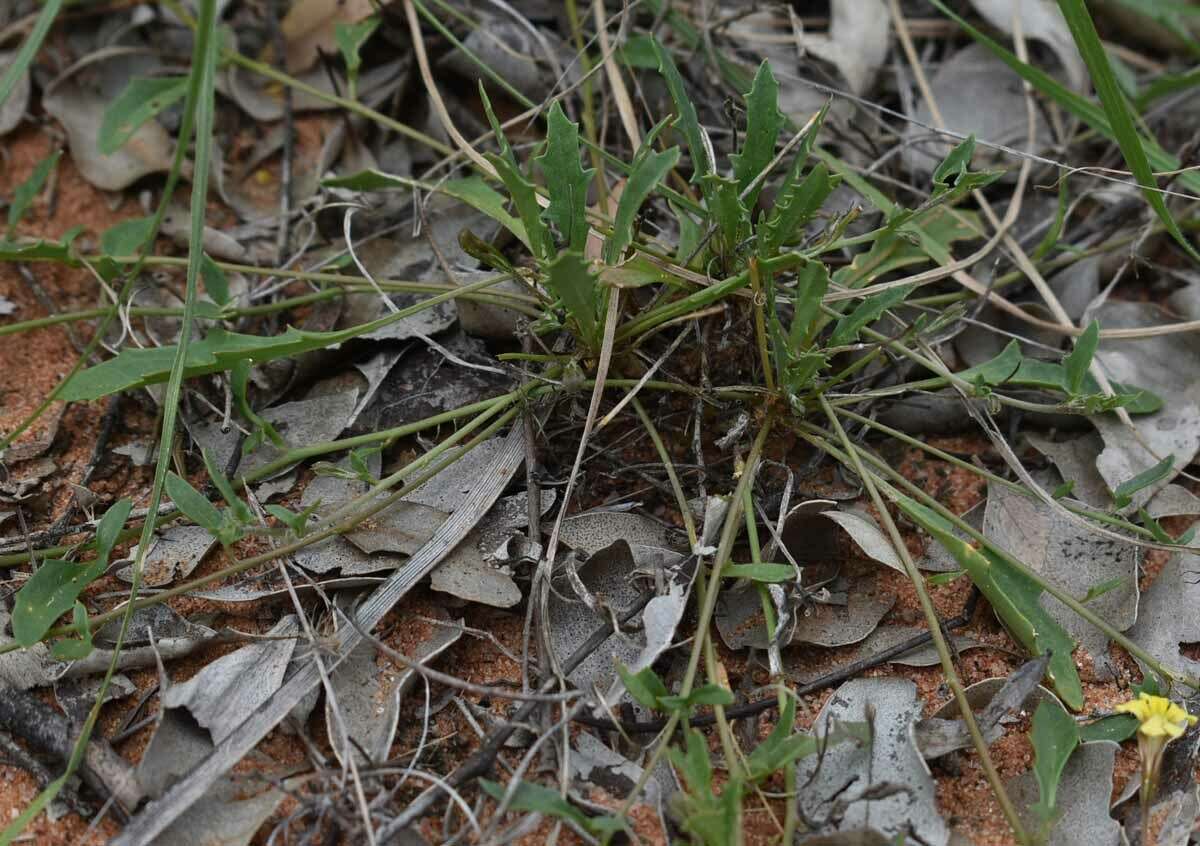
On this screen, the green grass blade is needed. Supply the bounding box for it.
[0,0,63,114]
[1054,0,1200,262]
[930,0,1200,215]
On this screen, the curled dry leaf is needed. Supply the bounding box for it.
[279,0,374,73]
[916,655,1054,758]
[547,539,688,700]
[161,615,300,744]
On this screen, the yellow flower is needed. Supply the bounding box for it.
[1117,692,1197,827]
[1116,692,1197,739]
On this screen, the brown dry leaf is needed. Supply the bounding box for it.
[280,0,377,73]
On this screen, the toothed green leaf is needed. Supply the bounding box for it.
[603,130,680,264]
[731,60,783,209]
[534,102,594,251]
[544,250,600,346]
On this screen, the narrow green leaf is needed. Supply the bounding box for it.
[50,603,95,661]
[659,684,735,710]
[896,495,1084,709]
[6,149,60,237]
[1030,699,1080,822]
[1078,713,1138,744]
[487,152,552,261]
[199,254,229,306]
[788,259,832,350]
[98,77,188,155]
[534,102,594,251]
[1080,576,1127,604]
[829,284,914,347]
[544,250,600,345]
[1113,454,1175,509]
[10,497,131,647]
[603,138,680,264]
[165,471,223,535]
[701,173,749,257]
[101,217,155,257]
[201,448,253,524]
[94,497,133,568]
[651,38,712,182]
[1053,0,1200,262]
[721,562,795,582]
[958,340,1023,386]
[932,136,978,189]
[1063,320,1100,395]
[731,60,783,208]
[0,235,80,264]
[930,0,1200,221]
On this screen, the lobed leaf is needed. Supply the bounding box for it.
[534,102,594,251]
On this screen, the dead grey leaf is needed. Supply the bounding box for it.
[1026,431,1111,508]
[791,626,984,687]
[192,574,383,604]
[1049,256,1101,323]
[153,775,286,846]
[965,0,1087,90]
[138,707,214,799]
[983,483,1138,679]
[162,616,299,744]
[1145,784,1200,846]
[326,613,462,767]
[0,51,30,135]
[43,78,174,191]
[1125,552,1200,681]
[1006,740,1121,846]
[716,560,893,649]
[429,490,555,607]
[0,607,63,690]
[1093,302,1200,513]
[797,678,949,846]
[903,43,1055,179]
[54,674,136,725]
[454,271,528,340]
[557,511,679,557]
[876,388,975,436]
[160,204,248,262]
[1145,484,1200,520]
[0,295,15,316]
[294,454,409,576]
[188,389,358,480]
[348,332,513,436]
[114,441,155,466]
[548,540,686,697]
[118,524,217,586]
[571,731,664,810]
[440,19,554,100]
